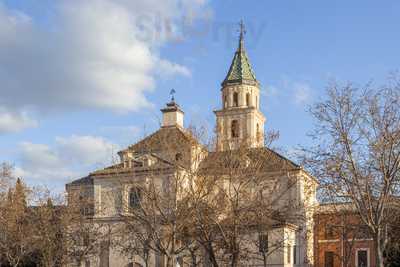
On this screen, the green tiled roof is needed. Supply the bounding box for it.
[222,29,258,86]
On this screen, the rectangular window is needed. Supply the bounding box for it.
[325,251,334,267]
[129,187,142,208]
[258,233,268,253]
[293,245,297,265]
[357,250,368,267]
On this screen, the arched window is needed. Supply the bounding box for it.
[256,123,261,141]
[231,120,239,138]
[129,187,142,208]
[224,95,228,108]
[246,93,250,107]
[233,92,239,107]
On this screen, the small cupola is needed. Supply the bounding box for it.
[160,91,184,128]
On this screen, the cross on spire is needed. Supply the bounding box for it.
[239,20,246,37]
[238,20,246,51]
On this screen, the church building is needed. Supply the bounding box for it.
[66,22,318,267]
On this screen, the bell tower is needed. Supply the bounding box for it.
[214,21,265,151]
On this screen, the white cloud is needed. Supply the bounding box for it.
[293,82,313,105]
[0,0,210,132]
[0,109,38,134]
[19,142,63,170]
[100,125,141,145]
[157,59,192,78]
[56,135,118,165]
[262,84,279,97]
[16,135,119,183]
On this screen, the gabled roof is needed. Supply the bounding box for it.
[88,154,176,177]
[66,126,202,185]
[199,147,301,175]
[66,175,93,187]
[122,126,201,154]
[90,163,124,176]
[222,25,258,87]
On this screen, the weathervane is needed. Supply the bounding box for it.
[170,89,176,102]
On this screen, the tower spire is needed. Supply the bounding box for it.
[216,20,265,151]
[222,20,258,86]
[238,20,246,52]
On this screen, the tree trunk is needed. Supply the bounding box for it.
[204,243,218,267]
[166,256,173,267]
[190,252,197,267]
[262,252,267,267]
[143,252,149,267]
[374,230,385,267]
[210,254,219,267]
[230,252,239,267]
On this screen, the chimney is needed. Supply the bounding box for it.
[160,100,184,128]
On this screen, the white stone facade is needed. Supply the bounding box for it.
[215,83,265,151]
[66,25,318,267]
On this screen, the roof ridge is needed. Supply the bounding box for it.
[264,147,301,169]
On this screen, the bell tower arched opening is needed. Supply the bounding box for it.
[231,120,239,138]
[233,92,239,107]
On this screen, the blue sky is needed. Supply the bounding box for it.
[1,0,400,192]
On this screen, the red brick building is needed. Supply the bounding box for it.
[314,203,375,267]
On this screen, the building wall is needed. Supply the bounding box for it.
[216,83,265,151]
[314,209,375,267]
[67,174,316,267]
[67,148,318,267]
